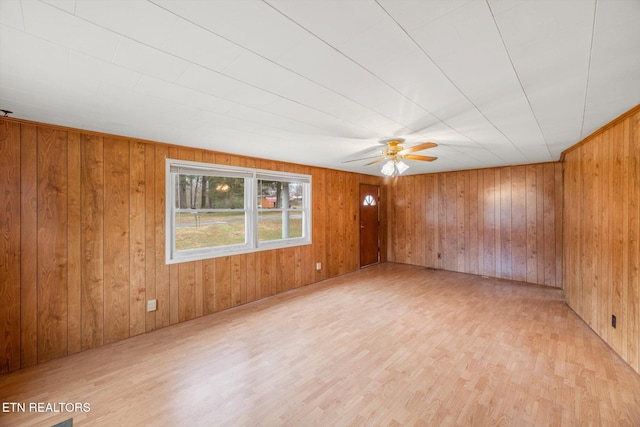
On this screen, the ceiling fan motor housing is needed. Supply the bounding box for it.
[384,140,404,159]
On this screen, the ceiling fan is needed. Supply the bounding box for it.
[343,138,438,176]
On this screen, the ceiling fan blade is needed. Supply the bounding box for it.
[399,142,437,155]
[364,158,384,166]
[341,155,382,163]
[402,154,438,162]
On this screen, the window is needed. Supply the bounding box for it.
[166,160,311,263]
[363,195,376,206]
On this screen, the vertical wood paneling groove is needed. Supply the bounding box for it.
[37,128,68,363]
[169,264,179,324]
[474,173,482,274]
[103,138,130,344]
[130,141,146,336]
[337,173,346,275]
[511,167,527,282]
[178,263,196,322]
[535,166,545,285]
[67,132,82,354]
[312,168,326,282]
[404,177,415,266]
[554,163,563,289]
[194,260,204,318]
[80,134,104,350]
[266,250,277,296]
[494,169,502,278]
[525,165,538,284]
[468,170,479,275]
[202,258,215,314]
[456,172,465,272]
[542,164,556,287]
[482,169,496,278]
[19,124,38,369]
[0,121,21,373]
[246,253,257,303]
[231,254,244,306]
[500,167,512,280]
[444,173,456,271]
[144,144,157,332]
[415,175,425,266]
[215,256,232,311]
[424,175,437,268]
[348,174,359,272]
[154,146,170,329]
[327,173,338,275]
[275,249,285,294]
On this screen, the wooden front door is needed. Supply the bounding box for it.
[359,184,380,267]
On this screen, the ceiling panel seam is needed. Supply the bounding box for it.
[19,0,26,31]
[579,0,598,140]
[485,0,553,160]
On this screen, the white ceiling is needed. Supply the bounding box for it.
[1,0,638,176]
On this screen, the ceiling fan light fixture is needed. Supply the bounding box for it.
[396,159,409,174]
[381,159,409,176]
[381,160,395,176]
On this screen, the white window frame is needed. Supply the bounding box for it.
[166,159,311,264]
[256,172,311,251]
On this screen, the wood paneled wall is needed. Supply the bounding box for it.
[386,163,563,288]
[0,118,384,373]
[563,105,640,375]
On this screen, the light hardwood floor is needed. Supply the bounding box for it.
[1,263,639,426]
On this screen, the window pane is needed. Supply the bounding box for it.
[258,211,303,242]
[175,211,246,250]
[176,175,244,209]
[174,173,246,251]
[257,180,303,209]
[287,213,303,238]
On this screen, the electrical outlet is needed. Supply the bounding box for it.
[147,299,157,312]
[612,314,616,328]
[316,262,322,271]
